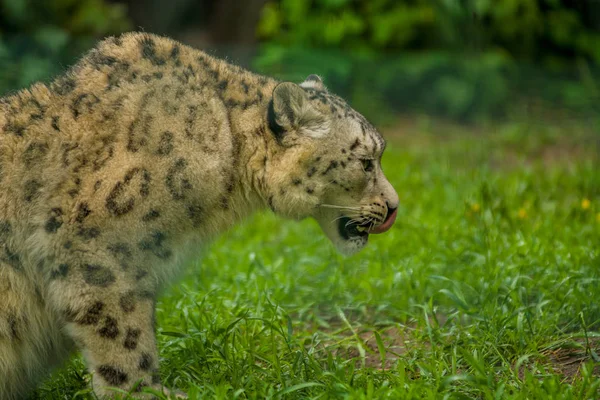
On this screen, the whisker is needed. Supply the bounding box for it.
[319,204,363,211]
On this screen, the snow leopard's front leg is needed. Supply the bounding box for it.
[45,247,182,398]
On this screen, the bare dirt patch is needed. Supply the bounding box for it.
[542,337,600,381]
[307,324,411,370]
[307,315,599,380]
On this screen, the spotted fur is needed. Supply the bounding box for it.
[0,32,397,399]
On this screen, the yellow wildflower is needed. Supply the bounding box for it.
[596,213,600,223]
[471,203,481,213]
[518,208,527,219]
[581,198,591,210]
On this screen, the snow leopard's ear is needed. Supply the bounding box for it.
[299,74,326,91]
[268,82,330,141]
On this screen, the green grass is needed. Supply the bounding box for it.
[35,119,599,399]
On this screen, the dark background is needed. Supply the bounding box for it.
[0,0,599,125]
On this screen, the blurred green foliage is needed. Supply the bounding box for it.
[256,0,600,122]
[0,0,130,94]
[0,0,598,122]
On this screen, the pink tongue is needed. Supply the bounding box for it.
[369,208,397,234]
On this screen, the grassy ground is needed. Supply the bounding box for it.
[35,118,599,399]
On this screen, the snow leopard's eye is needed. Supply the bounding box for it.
[361,159,374,172]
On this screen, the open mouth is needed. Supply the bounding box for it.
[338,217,370,240]
[338,208,398,240]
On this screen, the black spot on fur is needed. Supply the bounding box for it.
[50,263,70,279]
[156,131,174,156]
[220,195,229,210]
[360,122,368,137]
[350,138,361,151]
[107,35,123,47]
[5,122,25,136]
[106,168,152,216]
[138,231,172,260]
[152,372,161,384]
[307,166,317,178]
[139,353,153,371]
[226,179,235,194]
[127,113,153,152]
[322,160,339,175]
[197,56,211,70]
[217,80,228,91]
[24,180,42,202]
[182,65,196,83]
[23,142,49,167]
[92,143,115,171]
[135,269,148,281]
[77,301,105,325]
[225,98,241,108]
[98,365,128,386]
[77,227,100,240]
[107,242,131,256]
[99,316,119,339]
[138,290,155,304]
[18,99,44,123]
[45,208,63,233]
[165,158,191,200]
[60,142,78,168]
[89,51,118,67]
[140,36,165,66]
[82,264,115,287]
[175,88,186,99]
[94,180,102,192]
[207,68,219,80]
[181,104,199,142]
[63,241,72,249]
[306,187,314,194]
[68,177,82,198]
[119,291,136,313]
[76,203,92,223]
[170,45,180,61]
[71,93,100,119]
[161,99,179,115]
[7,313,19,341]
[51,116,60,131]
[53,77,76,96]
[107,242,132,269]
[142,209,160,222]
[0,221,11,241]
[5,249,25,271]
[187,202,203,227]
[123,328,141,350]
[126,91,154,152]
